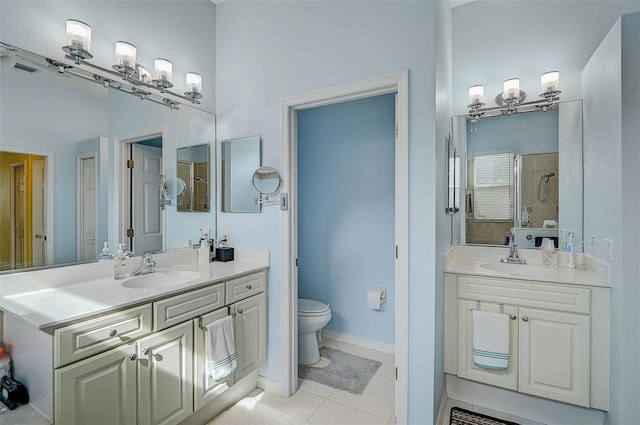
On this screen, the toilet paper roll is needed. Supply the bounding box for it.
[367,288,383,310]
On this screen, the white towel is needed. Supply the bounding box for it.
[472,310,510,370]
[205,315,238,381]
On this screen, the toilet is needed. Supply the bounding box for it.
[298,298,332,365]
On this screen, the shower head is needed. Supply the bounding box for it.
[543,171,555,181]
[194,176,208,185]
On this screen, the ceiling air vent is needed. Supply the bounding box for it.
[13,62,38,73]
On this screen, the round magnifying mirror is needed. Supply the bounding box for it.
[175,177,186,197]
[252,166,281,195]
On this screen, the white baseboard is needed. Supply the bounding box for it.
[445,374,604,425]
[322,329,394,354]
[257,374,283,396]
[436,388,448,425]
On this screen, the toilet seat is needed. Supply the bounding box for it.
[298,298,330,317]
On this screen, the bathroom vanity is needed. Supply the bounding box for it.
[0,249,268,425]
[444,245,610,412]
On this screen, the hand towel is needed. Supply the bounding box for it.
[472,309,510,370]
[205,315,237,381]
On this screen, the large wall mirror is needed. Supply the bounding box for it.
[220,136,261,213]
[0,42,216,272]
[177,144,210,212]
[451,100,583,250]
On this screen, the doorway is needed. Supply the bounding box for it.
[115,127,166,255]
[280,71,409,423]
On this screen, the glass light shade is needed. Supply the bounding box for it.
[115,41,136,69]
[154,58,172,82]
[186,72,202,93]
[137,66,151,83]
[468,85,484,105]
[503,78,520,100]
[541,71,560,93]
[65,19,91,51]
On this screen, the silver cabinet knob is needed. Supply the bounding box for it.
[522,316,529,322]
[109,329,118,337]
[246,284,252,289]
[129,353,137,361]
[509,314,517,320]
[143,348,150,356]
[237,309,243,314]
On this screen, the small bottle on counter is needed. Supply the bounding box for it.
[566,232,575,269]
[0,346,11,380]
[97,242,112,262]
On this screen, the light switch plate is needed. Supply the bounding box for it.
[604,238,613,260]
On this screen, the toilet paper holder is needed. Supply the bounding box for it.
[368,286,387,304]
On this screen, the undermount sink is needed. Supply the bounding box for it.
[480,262,556,277]
[121,270,202,289]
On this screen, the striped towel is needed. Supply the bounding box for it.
[205,315,238,380]
[472,309,510,370]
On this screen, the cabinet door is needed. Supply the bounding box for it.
[55,343,137,425]
[457,300,518,390]
[193,307,236,411]
[518,307,590,407]
[138,321,194,425]
[233,292,266,381]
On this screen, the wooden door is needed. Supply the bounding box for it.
[55,343,137,425]
[77,154,97,261]
[137,321,193,425]
[518,307,590,407]
[131,144,162,254]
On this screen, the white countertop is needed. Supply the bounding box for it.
[0,248,269,331]
[445,245,610,287]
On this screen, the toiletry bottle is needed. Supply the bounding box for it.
[114,243,130,279]
[97,242,112,262]
[198,237,210,265]
[566,232,575,269]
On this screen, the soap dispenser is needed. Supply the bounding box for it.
[114,243,130,279]
[97,242,112,262]
[566,232,575,269]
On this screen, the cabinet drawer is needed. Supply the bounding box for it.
[154,283,225,331]
[54,304,152,367]
[458,276,591,314]
[225,272,266,304]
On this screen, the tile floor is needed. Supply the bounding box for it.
[208,339,397,425]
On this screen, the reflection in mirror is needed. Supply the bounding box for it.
[0,42,216,272]
[452,100,583,249]
[252,166,282,196]
[176,144,210,212]
[221,136,261,213]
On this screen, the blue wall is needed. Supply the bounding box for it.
[467,109,559,156]
[297,93,395,345]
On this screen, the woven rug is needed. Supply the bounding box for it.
[450,407,520,425]
[298,346,381,395]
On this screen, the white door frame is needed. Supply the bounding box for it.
[114,125,168,252]
[2,145,55,267]
[280,70,409,423]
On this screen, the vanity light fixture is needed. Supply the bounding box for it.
[61,19,204,109]
[467,71,561,121]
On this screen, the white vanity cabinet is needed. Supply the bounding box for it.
[4,268,268,425]
[55,320,193,425]
[445,273,609,410]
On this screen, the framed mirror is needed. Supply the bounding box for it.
[452,100,583,249]
[176,144,210,212]
[0,41,216,272]
[220,136,261,213]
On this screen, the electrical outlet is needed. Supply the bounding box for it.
[221,231,230,245]
[590,235,596,255]
[604,238,613,260]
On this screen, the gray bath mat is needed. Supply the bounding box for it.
[298,346,381,395]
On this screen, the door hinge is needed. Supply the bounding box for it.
[395,245,398,259]
[395,123,399,138]
[395,366,398,380]
[127,228,134,238]
[295,258,299,267]
[127,160,135,169]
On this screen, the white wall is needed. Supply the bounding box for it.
[452,0,640,115]
[583,12,640,424]
[215,1,439,422]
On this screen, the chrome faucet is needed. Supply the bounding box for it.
[501,233,527,264]
[130,252,156,276]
